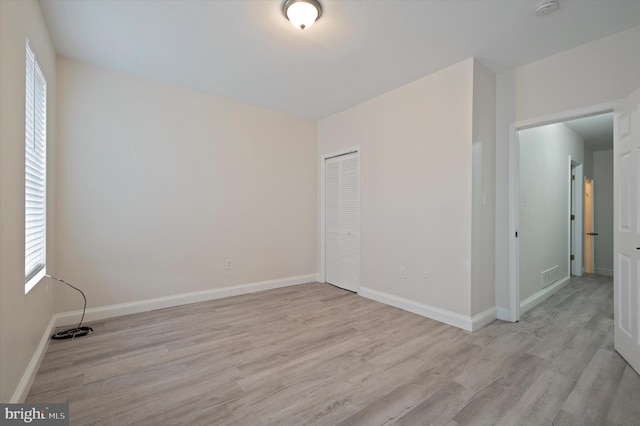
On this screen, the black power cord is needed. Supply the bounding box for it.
[45,274,93,340]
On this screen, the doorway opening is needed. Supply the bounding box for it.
[509,106,614,321]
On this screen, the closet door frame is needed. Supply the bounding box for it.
[319,146,360,290]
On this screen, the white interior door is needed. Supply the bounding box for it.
[585,178,595,274]
[614,87,640,374]
[325,152,360,292]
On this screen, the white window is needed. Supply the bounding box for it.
[25,41,47,293]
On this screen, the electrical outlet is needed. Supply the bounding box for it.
[424,271,430,284]
[400,267,406,279]
[225,259,232,270]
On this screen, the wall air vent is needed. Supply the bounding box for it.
[541,265,560,287]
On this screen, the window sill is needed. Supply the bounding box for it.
[25,268,46,294]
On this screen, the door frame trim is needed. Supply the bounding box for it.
[319,146,360,286]
[571,160,584,277]
[508,102,616,322]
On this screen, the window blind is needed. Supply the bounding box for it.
[25,42,47,284]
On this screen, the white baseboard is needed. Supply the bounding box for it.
[358,286,495,332]
[55,274,317,327]
[496,306,511,321]
[520,276,570,316]
[594,268,614,277]
[10,316,56,403]
[470,307,497,331]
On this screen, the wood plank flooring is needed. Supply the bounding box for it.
[26,274,640,425]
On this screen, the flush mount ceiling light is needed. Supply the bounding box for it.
[534,0,559,16]
[282,0,322,30]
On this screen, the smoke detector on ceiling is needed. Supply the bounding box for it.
[534,0,559,16]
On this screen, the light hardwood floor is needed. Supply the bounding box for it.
[27,275,640,425]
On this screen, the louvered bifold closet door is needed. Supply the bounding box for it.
[325,158,341,286]
[325,152,359,292]
[339,154,360,291]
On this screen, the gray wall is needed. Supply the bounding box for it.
[0,0,57,402]
[55,58,318,313]
[518,123,584,302]
[583,148,594,180]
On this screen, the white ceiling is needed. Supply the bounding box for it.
[39,0,640,120]
[564,112,613,152]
